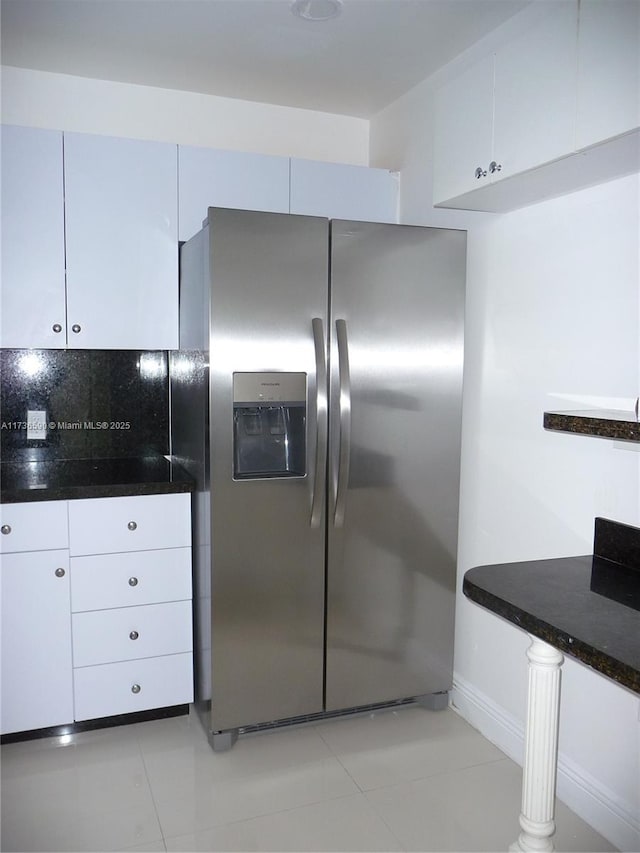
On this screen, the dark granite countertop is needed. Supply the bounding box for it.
[0,456,195,503]
[543,409,640,442]
[464,521,640,694]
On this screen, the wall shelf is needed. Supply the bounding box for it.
[543,409,640,442]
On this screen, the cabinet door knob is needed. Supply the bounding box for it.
[489,160,502,174]
[128,576,139,587]
[71,324,82,334]
[474,166,487,179]
[52,324,63,333]
[55,567,66,578]
[1,525,11,535]
[129,630,139,640]
[131,684,141,694]
[127,521,137,531]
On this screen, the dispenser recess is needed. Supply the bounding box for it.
[233,372,306,480]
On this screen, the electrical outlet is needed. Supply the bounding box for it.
[26,410,47,441]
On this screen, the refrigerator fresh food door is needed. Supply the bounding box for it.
[207,209,329,732]
[326,221,466,711]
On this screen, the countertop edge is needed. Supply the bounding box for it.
[463,573,640,695]
[543,410,640,442]
[0,457,195,504]
[0,480,194,504]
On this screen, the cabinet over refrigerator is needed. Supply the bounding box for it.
[171,209,466,749]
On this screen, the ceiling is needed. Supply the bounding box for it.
[1,0,530,118]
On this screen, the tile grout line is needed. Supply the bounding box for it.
[136,722,368,847]
[160,789,368,850]
[135,726,171,851]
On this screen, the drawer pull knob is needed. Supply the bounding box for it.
[1,525,11,535]
[128,577,139,587]
[129,630,139,640]
[71,324,81,334]
[55,567,66,578]
[127,521,137,531]
[131,684,141,694]
[52,323,63,333]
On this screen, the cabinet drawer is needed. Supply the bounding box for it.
[71,547,192,612]
[72,600,193,667]
[68,493,191,556]
[0,501,68,554]
[73,652,193,721]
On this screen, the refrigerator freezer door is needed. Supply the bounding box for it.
[326,221,466,711]
[207,209,329,732]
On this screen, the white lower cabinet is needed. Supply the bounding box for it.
[69,493,194,722]
[0,500,69,554]
[68,492,191,556]
[70,548,192,612]
[0,492,193,736]
[73,653,193,721]
[1,550,74,734]
[72,600,193,668]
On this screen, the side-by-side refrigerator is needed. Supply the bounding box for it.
[171,208,466,749]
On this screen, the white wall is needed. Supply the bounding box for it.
[370,11,640,853]
[0,65,369,165]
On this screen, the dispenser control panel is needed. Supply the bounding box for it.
[233,372,307,405]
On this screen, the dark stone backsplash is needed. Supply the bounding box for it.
[0,350,169,461]
[594,517,640,570]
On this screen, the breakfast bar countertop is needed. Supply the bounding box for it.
[463,550,640,694]
[0,455,195,504]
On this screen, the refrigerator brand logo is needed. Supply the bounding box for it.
[260,382,281,387]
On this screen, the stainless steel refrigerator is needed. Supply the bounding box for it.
[171,208,466,750]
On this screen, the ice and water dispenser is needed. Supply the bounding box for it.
[233,372,306,480]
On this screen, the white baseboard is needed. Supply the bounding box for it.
[451,674,640,853]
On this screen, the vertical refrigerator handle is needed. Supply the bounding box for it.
[310,318,328,528]
[334,319,351,528]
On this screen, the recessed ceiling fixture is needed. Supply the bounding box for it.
[290,0,343,22]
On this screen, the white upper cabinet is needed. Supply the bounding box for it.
[576,0,640,149]
[64,133,178,350]
[0,125,67,349]
[434,2,578,208]
[433,55,495,203]
[433,0,640,212]
[492,1,577,179]
[290,159,398,222]
[178,146,290,241]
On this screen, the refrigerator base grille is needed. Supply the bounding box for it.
[239,697,416,734]
[227,694,446,738]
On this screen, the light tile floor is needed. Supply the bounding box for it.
[1,705,616,852]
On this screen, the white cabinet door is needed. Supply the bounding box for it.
[1,550,73,734]
[64,132,178,350]
[576,0,640,149]
[492,1,578,180]
[290,159,398,222]
[0,126,66,349]
[433,54,495,203]
[179,146,290,241]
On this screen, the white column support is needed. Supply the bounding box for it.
[510,635,564,853]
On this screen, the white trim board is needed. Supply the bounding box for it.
[451,675,640,853]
